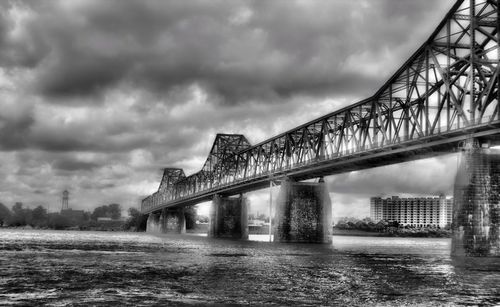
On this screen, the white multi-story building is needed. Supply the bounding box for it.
[370,195,453,228]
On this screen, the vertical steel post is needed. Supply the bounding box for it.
[389,84,393,142]
[497,0,500,120]
[446,17,451,130]
[470,0,476,124]
[269,179,273,242]
[425,47,430,136]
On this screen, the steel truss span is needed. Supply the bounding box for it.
[142,0,500,214]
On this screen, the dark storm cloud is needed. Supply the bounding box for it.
[30,129,150,153]
[0,119,149,153]
[80,181,116,190]
[0,112,34,150]
[15,151,102,173]
[1,0,452,103]
[38,54,130,98]
[53,159,100,172]
[0,95,207,157]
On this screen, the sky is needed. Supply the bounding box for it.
[0,0,459,219]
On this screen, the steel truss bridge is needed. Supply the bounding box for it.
[142,0,500,214]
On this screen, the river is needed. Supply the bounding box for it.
[0,229,499,306]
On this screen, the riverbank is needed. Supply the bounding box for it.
[187,224,272,235]
[332,229,387,237]
[332,228,451,238]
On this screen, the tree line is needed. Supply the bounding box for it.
[0,202,126,229]
[0,202,198,232]
[334,217,450,237]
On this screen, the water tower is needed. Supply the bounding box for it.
[62,190,69,211]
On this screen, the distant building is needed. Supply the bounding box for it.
[61,208,86,225]
[62,190,69,211]
[370,195,453,228]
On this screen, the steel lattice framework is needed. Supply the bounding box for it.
[142,0,500,214]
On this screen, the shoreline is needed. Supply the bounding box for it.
[332,229,387,237]
[332,228,451,238]
[1,226,451,238]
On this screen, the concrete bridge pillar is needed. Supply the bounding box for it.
[146,208,186,234]
[274,177,332,243]
[452,140,500,257]
[160,207,186,234]
[208,194,248,239]
[146,212,161,233]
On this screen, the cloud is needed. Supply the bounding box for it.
[331,193,370,222]
[328,155,458,197]
[0,0,460,216]
[0,2,49,68]
[0,111,34,150]
[52,159,100,172]
[1,0,453,104]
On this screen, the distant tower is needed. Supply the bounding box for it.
[62,190,69,211]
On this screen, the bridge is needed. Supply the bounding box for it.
[142,0,500,257]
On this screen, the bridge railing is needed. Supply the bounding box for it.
[141,116,499,213]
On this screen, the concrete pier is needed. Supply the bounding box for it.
[452,140,500,257]
[208,194,249,239]
[146,212,161,233]
[163,207,186,234]
[146,208,186,234]
[274,177,332,243]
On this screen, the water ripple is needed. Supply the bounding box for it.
[0,229,499,306]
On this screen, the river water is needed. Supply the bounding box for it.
[0,230,499,306]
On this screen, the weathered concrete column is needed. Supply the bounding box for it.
[161,207,186,234]
[147,208,185,234]
[208,194,249,239]
[452,140,500,257]
[146,212,161,233]
[274,177,332,243]
[159,208,168,232]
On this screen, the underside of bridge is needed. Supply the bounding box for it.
[141,0,500,255]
